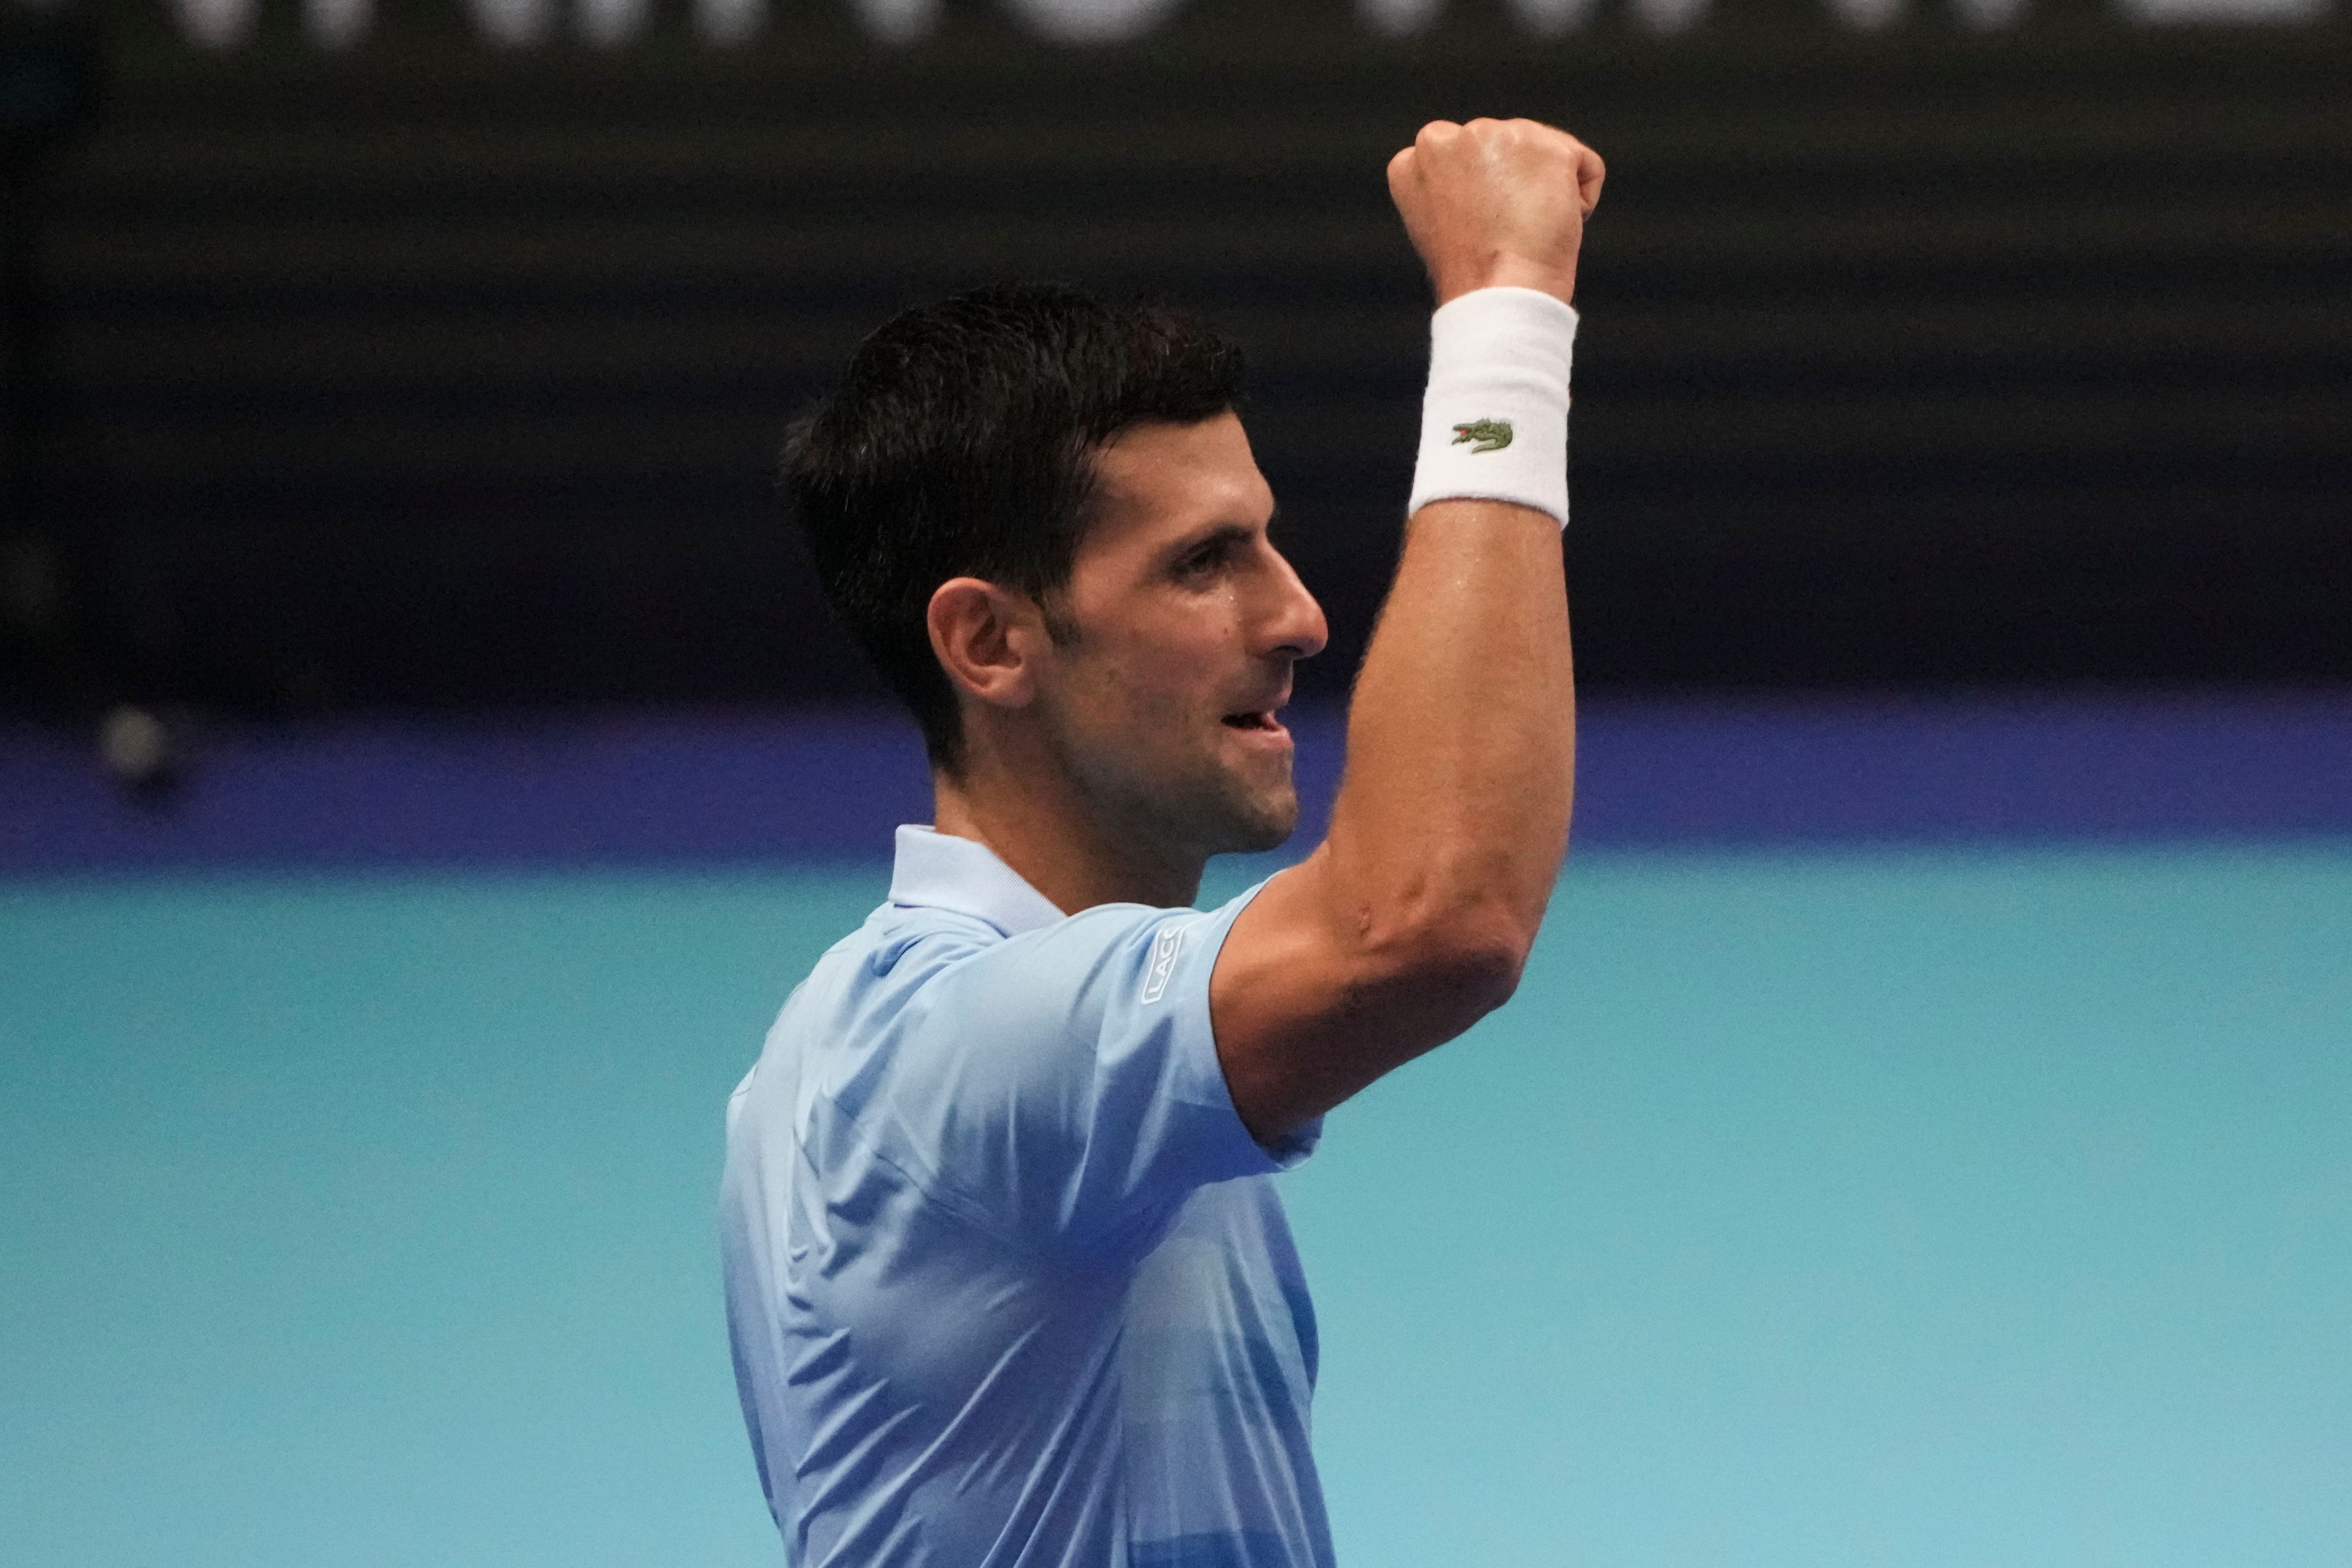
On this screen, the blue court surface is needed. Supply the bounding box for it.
[5,838,2348,1567]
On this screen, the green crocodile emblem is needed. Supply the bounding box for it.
[1450,418,1513,455]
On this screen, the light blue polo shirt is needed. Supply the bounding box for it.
[719,826,1332,1568]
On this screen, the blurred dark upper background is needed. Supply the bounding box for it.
[2,0,2345,726]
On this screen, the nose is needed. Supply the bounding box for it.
[1258,542,1329,663]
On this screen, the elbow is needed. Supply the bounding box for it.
[1365,901,1535,1026]
[1423,913,1532,1017]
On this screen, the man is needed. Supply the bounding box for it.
[720,119,1603,1566]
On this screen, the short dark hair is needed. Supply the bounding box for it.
[781,282,1246,771]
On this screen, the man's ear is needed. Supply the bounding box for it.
[927,577,1049,711]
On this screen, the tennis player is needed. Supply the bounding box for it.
[720,118,1602,1567]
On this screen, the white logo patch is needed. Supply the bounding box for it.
[1140,921,1187,1004]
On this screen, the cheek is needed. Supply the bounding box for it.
[1079,614,1229,721]
[1103,658,1212,736]
[1059,647,1163,741]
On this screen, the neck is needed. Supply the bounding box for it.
[932,731,1204,914]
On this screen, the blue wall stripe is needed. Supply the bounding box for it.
[4,694,2348,874]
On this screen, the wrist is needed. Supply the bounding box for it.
[1406,286,1578,528]
[1432,258,1578,310]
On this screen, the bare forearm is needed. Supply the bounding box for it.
[1214,499,1574,1130]
[1318,500,1574,968]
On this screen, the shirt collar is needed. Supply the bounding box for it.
[887,825,1067,937]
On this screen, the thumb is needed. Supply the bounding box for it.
[1386,145,1417,202]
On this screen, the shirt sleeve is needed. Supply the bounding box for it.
[859,881,1321,1259]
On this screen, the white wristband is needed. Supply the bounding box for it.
[1406,286,1578,528]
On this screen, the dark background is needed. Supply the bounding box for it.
[4,0,2347,723]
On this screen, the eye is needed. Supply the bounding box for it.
[1174,538,1233,583]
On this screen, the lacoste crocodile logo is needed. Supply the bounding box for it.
[1451,419,1513,454]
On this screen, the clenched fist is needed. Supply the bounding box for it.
[1387,119,1605,308]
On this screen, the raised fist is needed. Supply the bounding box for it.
[1387,119,1605,308]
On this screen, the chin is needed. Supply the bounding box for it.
[1103,743,1300,863]
[1214,786,1300,857]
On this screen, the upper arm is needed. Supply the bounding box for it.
[1208,845,1529,1146]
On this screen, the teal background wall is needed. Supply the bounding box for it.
[6,844,2347,1566]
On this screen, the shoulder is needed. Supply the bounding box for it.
[785,890,1255,1053]
[797,897,1224,1115]
[916,899,1235,1035]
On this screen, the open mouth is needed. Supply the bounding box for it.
[1220,710,1283,733]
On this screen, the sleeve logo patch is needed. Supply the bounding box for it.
[1140,922,1187,1004]
[1451,418,1513,454]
